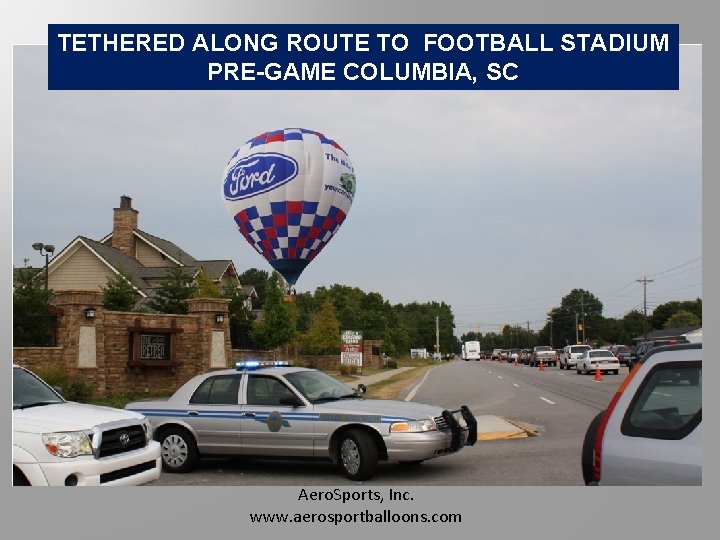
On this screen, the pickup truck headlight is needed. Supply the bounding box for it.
[142,418,153,443]
[42,431,93,458]
[390,419,437,433]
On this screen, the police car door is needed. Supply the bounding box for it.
[241,374,314,457]
[186,373,243,455]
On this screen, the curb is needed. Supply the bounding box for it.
[499,417,542,437]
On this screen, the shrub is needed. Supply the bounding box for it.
[339,364,359,376]
[32,364,94,402]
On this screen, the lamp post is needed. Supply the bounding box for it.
[32,242,55,292]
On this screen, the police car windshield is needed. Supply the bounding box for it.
[285,371,358,403]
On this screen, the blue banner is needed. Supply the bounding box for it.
[48,24,679,90]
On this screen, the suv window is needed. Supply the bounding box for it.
[621,361,701,440]
[570,346,591,353]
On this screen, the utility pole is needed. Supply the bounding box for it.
[435,316,440,360]
[575,313,579,344]
[580,292,586,344]
[637,277,654,341]
[546,314,553,349]
[526,321,530,348]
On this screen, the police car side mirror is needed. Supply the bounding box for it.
[279,395,304,407]
[356,384,367,395]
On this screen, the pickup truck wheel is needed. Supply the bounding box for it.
[13,467,30,486]
[157,426,199,473]
[338,429,378,481]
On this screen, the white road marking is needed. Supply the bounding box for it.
[513,383,520,388]
[404,367,435,402]
[498,376,503,379]
[540,397,556,405]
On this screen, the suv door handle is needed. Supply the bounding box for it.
[243,412,256,418]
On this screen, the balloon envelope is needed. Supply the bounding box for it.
[222,128,356,285]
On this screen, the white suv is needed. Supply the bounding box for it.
[559,344,591,370]
[13,365,162,486]
[581,343,701,485]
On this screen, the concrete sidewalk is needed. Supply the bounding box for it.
[347,367,532,441]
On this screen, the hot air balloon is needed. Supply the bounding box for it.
[222,128,356,285]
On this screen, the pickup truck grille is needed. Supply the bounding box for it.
[90,425,147,458]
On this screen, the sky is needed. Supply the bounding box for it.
[12,45,702,338]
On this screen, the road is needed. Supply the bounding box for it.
[147,359,626,486]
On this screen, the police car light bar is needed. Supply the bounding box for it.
[235,360,293,371]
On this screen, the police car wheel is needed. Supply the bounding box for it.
[338,429,378,481]
[158,426,199,473]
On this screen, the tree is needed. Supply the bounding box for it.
[250,272,295,350]
[146,266,197,314]
[13,268,54,346]
[238,268,269,308]
[194,268,223,298]
[663,310,701,329]
[651,299,702,329]
[547,289,603,345]
[302,297,341,354]
[222,281,255,348]
[101,267,137,311]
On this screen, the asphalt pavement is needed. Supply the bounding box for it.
[349,364,529,441]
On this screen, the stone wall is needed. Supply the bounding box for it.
[13,290,385,398]
[12,291,233,399]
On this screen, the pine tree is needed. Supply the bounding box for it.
[146,266,197,314]
[250,272,295,349]
[13,268,54,346]
[101,267,138,311]
[194,268,222,298]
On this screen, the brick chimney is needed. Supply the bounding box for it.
[112,195,138,258]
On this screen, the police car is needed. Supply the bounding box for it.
[126,361,477,481]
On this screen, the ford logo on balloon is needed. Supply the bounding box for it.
[223,153,299,201]
[222,128,356,285]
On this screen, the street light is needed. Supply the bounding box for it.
[32,242,55,292]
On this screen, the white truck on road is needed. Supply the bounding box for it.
[462,341,481,361]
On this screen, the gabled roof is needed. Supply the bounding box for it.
[242,285,258,299]
[135,229,198,266]
[99,229,198,266]
[197,260,232,279]
[50,236,150,297]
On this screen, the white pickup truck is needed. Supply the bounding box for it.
[13,364,162,486]
[530,346,557,367]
